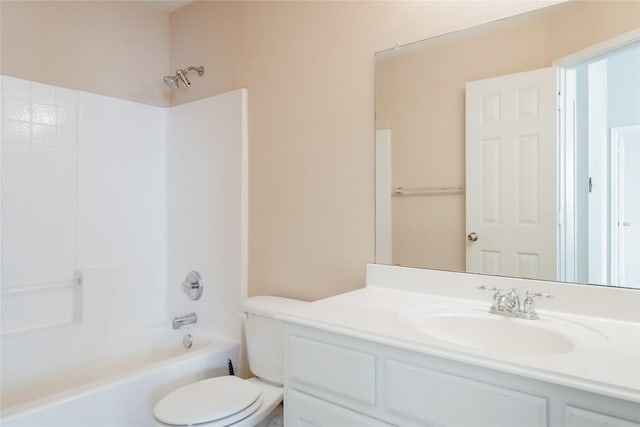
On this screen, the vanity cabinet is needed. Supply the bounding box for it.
[283,324,640,427]
[286,389,393,426]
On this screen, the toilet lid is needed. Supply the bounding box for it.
[154,376,262,426]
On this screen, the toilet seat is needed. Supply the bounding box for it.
[154,376,263,426]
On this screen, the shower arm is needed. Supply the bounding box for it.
[184,66,205,76]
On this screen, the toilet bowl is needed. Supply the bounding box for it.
[153,296,304,427]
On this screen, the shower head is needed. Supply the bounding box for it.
[163,75,179,89]
[163,65,204,89]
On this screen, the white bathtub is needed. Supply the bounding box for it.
[1,325,240,426]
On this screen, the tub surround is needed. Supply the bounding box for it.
[1,76,248,417]
[278,264,640,425]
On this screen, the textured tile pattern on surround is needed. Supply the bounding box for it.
[1,76,79,287]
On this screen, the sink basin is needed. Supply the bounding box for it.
[399,306,604,355]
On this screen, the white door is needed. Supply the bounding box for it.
[611,125,640,288]
[466,67,558,280]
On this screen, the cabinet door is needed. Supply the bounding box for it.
[288,335,376,406]
[285,390,392,427]
[385,359,547,427]
[565,406,640,427]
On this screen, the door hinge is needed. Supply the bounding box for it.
[589,177,593,193]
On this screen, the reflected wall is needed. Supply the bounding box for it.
[375,1,640,279]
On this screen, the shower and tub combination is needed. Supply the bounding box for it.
[0,69,248,425]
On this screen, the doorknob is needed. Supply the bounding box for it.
[468,232,478,242]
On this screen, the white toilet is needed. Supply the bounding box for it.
[153,296,304,427]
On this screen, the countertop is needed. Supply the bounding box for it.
[277,286,640,403]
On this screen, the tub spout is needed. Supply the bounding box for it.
[172,312,197,329]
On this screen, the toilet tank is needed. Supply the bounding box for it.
[244,296,305,385]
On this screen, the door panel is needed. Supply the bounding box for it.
[466,67,558,280]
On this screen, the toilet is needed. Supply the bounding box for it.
[153,296,304,427]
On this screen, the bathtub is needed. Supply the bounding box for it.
[0,325,240,426]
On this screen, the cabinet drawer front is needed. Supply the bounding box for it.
[565,406,640,427]
[286,390,392,427]
[385,359,547,427]
[288,335,376,406]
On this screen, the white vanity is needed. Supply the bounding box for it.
[277,264,640,427]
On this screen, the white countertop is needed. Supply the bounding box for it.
[277,286,640,403]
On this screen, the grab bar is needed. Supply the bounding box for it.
[0,279,81,297]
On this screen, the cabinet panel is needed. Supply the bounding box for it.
[285,390,392,427]
[565,406,640,427]
[288,335,376,406]
[385,359,547,427]
[284,325,639,427]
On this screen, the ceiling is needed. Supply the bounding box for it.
[142,1,193,13]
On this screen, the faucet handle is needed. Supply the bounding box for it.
[477,285,500,292]
[182,271,204,301]
[521,290,553,320]
[477,286,502,311]
[525,290,552,300]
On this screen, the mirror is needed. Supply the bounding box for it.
[375,1,640,289]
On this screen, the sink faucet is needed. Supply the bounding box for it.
[497,288,521,314]
[173,312,198,329]
[477,286,551,320]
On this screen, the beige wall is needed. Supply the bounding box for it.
[1,0,563,302]
[169,1,560,301]
[0,1,171,106]
[376,0,640,274]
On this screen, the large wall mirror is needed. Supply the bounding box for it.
[375,0,640,289]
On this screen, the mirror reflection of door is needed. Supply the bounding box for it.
[611,126,640,287]
[465,67,558,281]
[464,40,639,286]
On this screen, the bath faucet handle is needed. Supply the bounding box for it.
[477,285,500,296]
[521,290,553,320]
[477,285,499,291]
[525,290,552,300]
[477,285,502,310]
[182,271,204,301]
